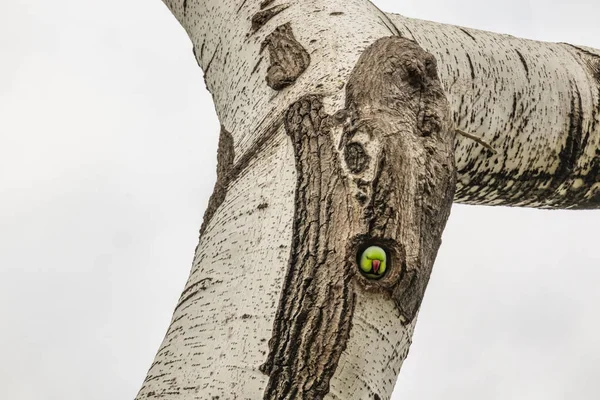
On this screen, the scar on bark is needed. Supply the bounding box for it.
[174,278,223,312]
[198,126,234,238]
[261,37,455,400]
[260,0,275,9]
[459,27,477,41]
[251,4,290,33]
[515,49,530,78]
[261,23,310,90]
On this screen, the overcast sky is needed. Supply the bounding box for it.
[1,1,599,399]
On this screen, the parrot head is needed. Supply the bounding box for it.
[359,245,387,279]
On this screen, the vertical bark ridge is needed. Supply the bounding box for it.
[260,96,356,400]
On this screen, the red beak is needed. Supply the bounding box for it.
[372,259,380,273]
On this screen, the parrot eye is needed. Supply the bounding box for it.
[357,245,388,280]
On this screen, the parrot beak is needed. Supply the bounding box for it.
[372,259,380,273]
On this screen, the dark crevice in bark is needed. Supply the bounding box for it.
[459,27,477,42]
[227,116,283,184]
[174,278,223,312]
[251,56,264,74]
[198,126,234,239]
[401,24,416,41]
[466,53,476,80]
[261,23,310,90]
[380,12,402,36]
[515,49,530,78]
[377,15,398,36]
[563,42,600,58]
[345,142,369,173]
[251,4,290,33]
[260,0,275,9]
[237,0,249,13]
[204,42,220,77]
[183,0,188,15]
[261,37,455,400]
[544,83,584,201]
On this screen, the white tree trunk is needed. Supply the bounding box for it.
[136,1,600,399]
[390,14,600,208]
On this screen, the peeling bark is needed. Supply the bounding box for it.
[261,36,455,400]
[261,23,310,90]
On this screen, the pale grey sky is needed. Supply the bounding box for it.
[0,1,598,399]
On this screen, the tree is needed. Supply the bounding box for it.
[136,1,600,399]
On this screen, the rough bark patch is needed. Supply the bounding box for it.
[343,37,456,319]
[251,4,290,33]
[260,0,275,9]
[345,142,369,174]
[261,37,456,400]
[260,96,355,400]
[198,126,234,238]
[261,23,310,90]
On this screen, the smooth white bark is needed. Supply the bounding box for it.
[136,1,600,399]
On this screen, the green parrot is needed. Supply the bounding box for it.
[359,246,387,279]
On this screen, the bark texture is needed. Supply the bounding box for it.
[260,37,455,399]
[136,1,600,399]
[262,23,311,90]
[388,15,600,208]
[198,126,234,238]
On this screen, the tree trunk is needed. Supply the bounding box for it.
[136,1,600,399]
